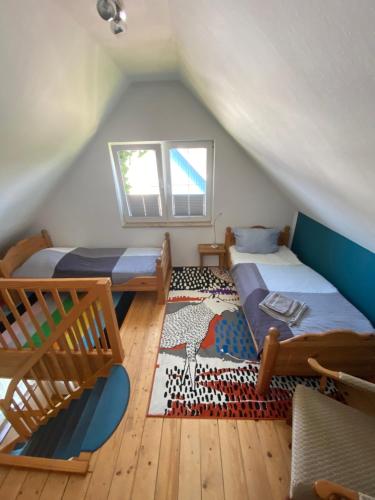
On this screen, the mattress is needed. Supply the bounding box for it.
[229,245,301,266]
[231,262,374,352]
[12,247,162,285]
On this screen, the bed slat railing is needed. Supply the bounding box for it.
[0,278,124,438]
[156,232,172,304]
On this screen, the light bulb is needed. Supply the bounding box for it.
[118,9,127,21]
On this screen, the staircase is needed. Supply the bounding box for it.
[0,278,128,474]
[9,365,129,464]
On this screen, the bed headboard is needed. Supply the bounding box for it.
[0,230,53,278]
[224,225,291,253]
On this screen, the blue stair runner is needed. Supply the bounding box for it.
[11,365,130,460]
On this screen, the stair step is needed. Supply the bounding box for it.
[33,404,72,458]
[81,365,130,452]
[21,413,62,458]
[53,378,107,460]
[22,391,88,458]
[0,452,89,474]
[50,390,91,459]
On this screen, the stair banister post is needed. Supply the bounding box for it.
[0,400,31,440]
[99,279,125,363]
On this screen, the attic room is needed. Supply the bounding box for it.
[0,0,374,498]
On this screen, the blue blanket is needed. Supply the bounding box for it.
[231,263,374,352]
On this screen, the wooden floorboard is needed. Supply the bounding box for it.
[200,420,224,500]
[237,421,273,499]
[256,421,291,500]
[154,419,181,500]
[218,420,249,500]
[178,419,201,500]
[39,472,69,500]
[131,417,163,499]
[2,291,373,500]
[0,468,28,499]
[16,470,49,500]
[0,466,10,489]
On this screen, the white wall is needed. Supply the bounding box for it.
[0,0,124,251]
[31,81,296,266]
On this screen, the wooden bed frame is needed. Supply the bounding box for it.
[0,230,172,305]
[225,225,375,394]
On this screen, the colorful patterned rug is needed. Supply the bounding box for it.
[148,267,344,419]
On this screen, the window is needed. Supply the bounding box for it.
[114,144,163,219]
[110,140,214,225]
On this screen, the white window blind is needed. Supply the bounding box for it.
[172,194,206,216]
[127,194,161,217]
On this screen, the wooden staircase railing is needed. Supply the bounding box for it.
[0,278,124,443]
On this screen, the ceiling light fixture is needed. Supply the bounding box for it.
[96,0,127,35]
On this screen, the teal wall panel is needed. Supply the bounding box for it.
[292,213,375,326]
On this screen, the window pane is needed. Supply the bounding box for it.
[117,149,162,217]
[169,147,207,217]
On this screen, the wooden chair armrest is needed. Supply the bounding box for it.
[308,358,375,394]
[307,358,340,381]
[314,479,359,500]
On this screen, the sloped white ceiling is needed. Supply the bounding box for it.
[169,0,375,252]
[2,0,375,252]
[62,0,177,76]
[0,0,124,247]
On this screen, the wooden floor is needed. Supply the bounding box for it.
[0,292,373,500]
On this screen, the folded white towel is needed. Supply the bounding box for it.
[261,292,297,315]
[259,292,308,326]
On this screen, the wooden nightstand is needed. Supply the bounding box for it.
[198,244,226,268]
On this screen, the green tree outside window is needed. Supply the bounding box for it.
[118,150,147,193]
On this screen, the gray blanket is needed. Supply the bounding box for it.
[231,263,374,352]
[12,247,161,285]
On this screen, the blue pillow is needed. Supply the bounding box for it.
[234,227,279,254]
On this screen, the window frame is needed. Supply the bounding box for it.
[109,142,166,225]
[109,140,215,227]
